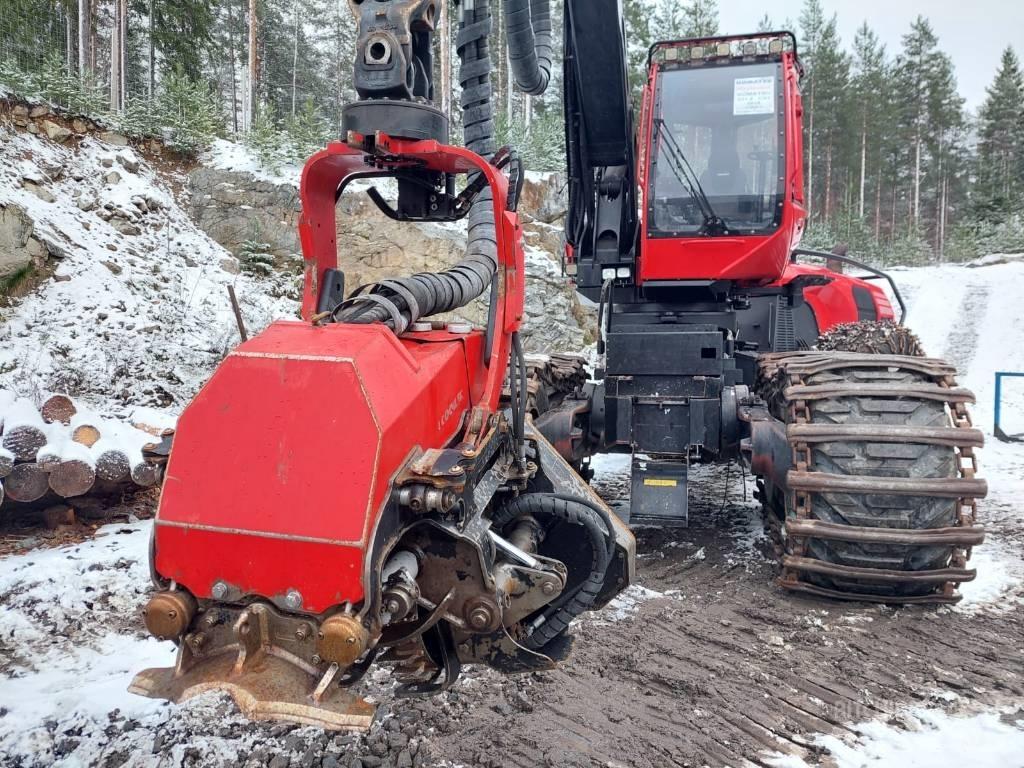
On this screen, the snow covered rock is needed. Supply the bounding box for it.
[191,143,593,352]
[0,124,296,412]
[41,120,71,144]
[0,202,46,279]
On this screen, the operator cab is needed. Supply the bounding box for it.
[638,33,805,285]
[650,61,783,237]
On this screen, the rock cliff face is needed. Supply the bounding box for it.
[187,164,594,352]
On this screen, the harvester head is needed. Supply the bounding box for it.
[130,135,634,729]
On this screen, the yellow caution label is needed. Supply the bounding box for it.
[643,478,678,488]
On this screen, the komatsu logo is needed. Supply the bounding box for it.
[438,391,465,433]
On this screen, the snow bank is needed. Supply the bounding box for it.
[767,706,1024,768]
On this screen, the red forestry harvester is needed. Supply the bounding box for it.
[132,0,987,729]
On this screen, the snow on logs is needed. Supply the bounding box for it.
[0,392,174,506]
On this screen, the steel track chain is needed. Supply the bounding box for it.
[756,351,987,605]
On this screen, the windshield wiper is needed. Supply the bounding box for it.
[654,119,728,236]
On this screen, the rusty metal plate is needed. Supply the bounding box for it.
[129,652,375,731]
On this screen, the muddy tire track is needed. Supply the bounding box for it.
[419,464,1024,768]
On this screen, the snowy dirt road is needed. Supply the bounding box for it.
[2,261,1024,768]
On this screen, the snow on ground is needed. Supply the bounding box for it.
[203,138,303,188]
[0,127,296,416]
[595,584,666,623]
[890,260,1024,609]
[767,706,1024,768]
[0,521,178,765]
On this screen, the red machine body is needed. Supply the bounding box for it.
[156,322,485,612]
[153,136,522,614]
[636,45,807,285]
[630,35,891,337]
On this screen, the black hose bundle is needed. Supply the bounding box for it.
[335,0,553,333]
[490,492,614,651]
[334,0,496,331]
[504,0,553,95]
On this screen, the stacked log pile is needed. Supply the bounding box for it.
[0,392,173,507]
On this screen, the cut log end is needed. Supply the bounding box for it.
[41,395,78,425]
[72,425,101,448]
[0,452,13,479]
[95,449,131,483]
[49,459,97,498]
[6,463,50,503]
[2,426,48,462]
[131,461,162,488]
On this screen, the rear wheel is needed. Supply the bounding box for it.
[756,331,987,604]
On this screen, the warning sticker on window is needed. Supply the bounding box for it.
[733,76,775,116]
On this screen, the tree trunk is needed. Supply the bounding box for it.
[858,120,867,220]
[824,141,833,224]
[78,0,92,79]
[50,459,96,498]
[41,395,76,425]
[291,0,300,116]
[228,0,239,133]
[66,7,75,73]
[913,127,922,229]
[94,445,131,483]
[439,0,451,120]
[890,181,897,240]
[109,0,122,112]
[806,77,816,217]
[149,0,155,99]
[874,166,883,241]
[247,0,258,130]
[6,463,49,503]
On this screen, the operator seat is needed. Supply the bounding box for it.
[700,135,746,197]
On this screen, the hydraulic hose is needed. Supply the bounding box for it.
[490,492,614,651]
[335,0,554,333]
[503,0,553,95]
[334,1,497,332]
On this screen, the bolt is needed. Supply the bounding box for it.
[385,598,402,614]
[468,606,492,631]
[346,636,357,645]
[188,632,206,649]
[284,589,303,610]
[203,611,219,627]
[211,581,228,600]
[295,624,311,641]
[311,654,322,665]
[461,447,476,458]
[451,466,464,475]
[541,581,556,596]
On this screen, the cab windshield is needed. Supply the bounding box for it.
[648,62,783,237]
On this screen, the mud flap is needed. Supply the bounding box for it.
[629,457,688,527]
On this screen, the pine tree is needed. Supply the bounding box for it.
[239,225,276,276]
[851,23,886,223]
[807,17,851,225]
[975,47,1024,217]
[652,0,686,40]
[622,0,654,104]
[895,16,964,250]
[798,0,826,215]
[682,0,719,38]
[146,0,215,82]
